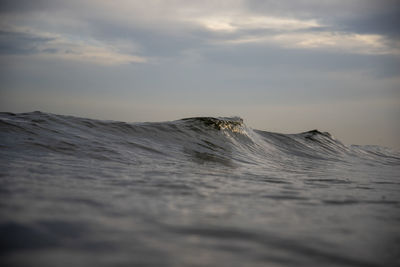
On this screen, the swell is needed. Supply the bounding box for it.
[0,111,399,166]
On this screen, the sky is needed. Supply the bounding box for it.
[0,0,399,148]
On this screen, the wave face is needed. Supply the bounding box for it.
[1,111,399,267]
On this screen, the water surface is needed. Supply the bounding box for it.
[0,111,399,266]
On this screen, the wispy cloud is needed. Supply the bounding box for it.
[189,15,320,32]
[0,26,146,65]
[216,31,398,55]
[178,9,398,56]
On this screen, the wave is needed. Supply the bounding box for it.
[1,111,399,167]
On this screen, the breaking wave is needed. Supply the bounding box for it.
[1,111,398,167]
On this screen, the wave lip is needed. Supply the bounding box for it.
[180,116,244,132]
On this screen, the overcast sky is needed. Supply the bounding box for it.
[0,0,399,148]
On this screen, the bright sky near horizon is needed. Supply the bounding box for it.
[0,0,399,148]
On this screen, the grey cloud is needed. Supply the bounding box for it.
[1,0,398,60]
[246,0,400,38]
[245,0,369,19]
[0,0,56,14]
[0,30,55,55]
[85,18,211,58]
[245,0,391,17]
[79,16,326,60]
[334,9,400,38]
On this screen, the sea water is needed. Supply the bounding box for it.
[0,111,399,266]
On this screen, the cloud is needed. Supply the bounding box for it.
[245,0,400,37]
[0,0,51,14]
[217,32,399,55]
[0,27,146,65]
[83,1,400,56]
[0,30,55,55]
[1,0,399,63]
[190,15,320,32]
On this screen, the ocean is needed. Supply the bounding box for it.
[0,111,399,267]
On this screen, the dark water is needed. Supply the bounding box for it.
[0,111,399,267]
